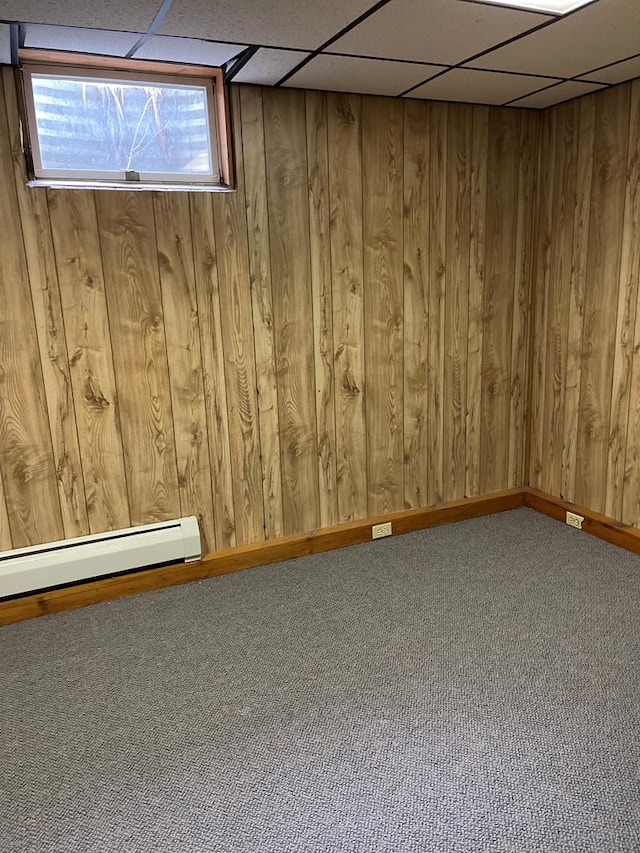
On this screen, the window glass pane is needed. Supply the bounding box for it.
[31,74,213,176]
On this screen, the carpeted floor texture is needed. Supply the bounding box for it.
[1,507,639,852]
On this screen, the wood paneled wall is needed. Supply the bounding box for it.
[529,80,640,525]
[0,67,538,553]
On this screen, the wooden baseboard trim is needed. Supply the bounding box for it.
[523,488,640,555]
[0,488,525,627]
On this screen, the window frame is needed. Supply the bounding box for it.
[16,49,235,191]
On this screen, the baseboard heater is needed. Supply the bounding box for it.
[0,517,201,598]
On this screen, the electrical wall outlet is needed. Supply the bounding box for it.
[566,511,584,530]
[372,521,392,539]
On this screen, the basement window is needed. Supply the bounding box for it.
[17,51,234,191]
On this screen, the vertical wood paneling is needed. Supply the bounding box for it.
[532,80,640,529]
[211,88,264,545]
[480,109,519,494]
[561,95,595,503]
[529,109,556,491]
[47,191,130,534]
[1,78,549,552]
[443,104,471,502]
[508,111,537,490]
[306,91,338,527]
[240,86,284,539]
[607,80,640,519]
[153,192,216,553]
[403,100,430,509]
[95,191,181,525]
[0,75,63,547]
[540,101,578,497]
[620,81,640,525]
[575,85,630,512]
[328,93,367,522]
[190,194,236,549]
[3,69,88,540]
[263,88,319,534]
[466,105,489,499]
[428,102,447,506]
[363,96,404,516]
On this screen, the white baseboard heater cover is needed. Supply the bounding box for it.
[0,516,201,598]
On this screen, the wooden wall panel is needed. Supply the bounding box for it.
[211,88,265,545]
[403,100,430,510]
[263,88,320,534]
[153,192,216,553]
[306,91,338,528]
[531,80,640,529]
[3,69,89,540]
[427,102,447,506]
[328,93,367,523]
[620,81,640,526]
[466,105,489,499]
[561,96,595,503]
[0,75,64,548]
[508,112,537,490]
[362,96,404,516]
[47,191,131,535]
[607,82,640,520]
[189,194,236,549]
[575,86,630,512]
[540,101,578,497]
[0,73,543,553]
[240,86,284,539]
[480,109,519,494]
[529,108,555,493]
[443,104,471,503]
[95,191,181,525]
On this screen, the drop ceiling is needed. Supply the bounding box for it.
[0,0,637,107]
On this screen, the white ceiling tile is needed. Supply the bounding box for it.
[513,79,606,108]
[477,0,593,11]
[0,24,11,64]
[331,0,548,65]
[468,0,640,78]
[233,49,310,86]
[23,23,140,56]
[0,0,160,32]
[287,54,441,96]
[579,53,640,85]
[134,36,245,66]
[159,0,376,50]
[407,68,559,105]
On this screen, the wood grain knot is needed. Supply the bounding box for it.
[342,369,360,397]
[84,376,110,410]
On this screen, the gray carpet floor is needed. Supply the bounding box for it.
[1,507,639,853]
